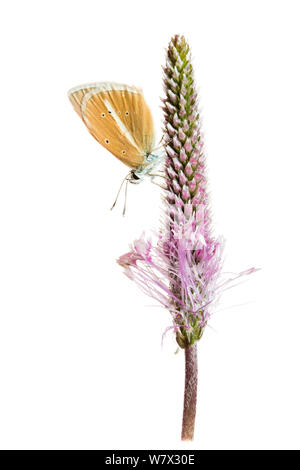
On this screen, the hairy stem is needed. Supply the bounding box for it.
[181,343,198,441]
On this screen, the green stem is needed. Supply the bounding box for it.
[181,343,198,441]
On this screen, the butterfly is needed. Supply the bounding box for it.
[68,82,163,212]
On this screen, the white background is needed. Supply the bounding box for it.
[0,0,299,450]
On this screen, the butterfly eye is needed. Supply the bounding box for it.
[105,139,109,144]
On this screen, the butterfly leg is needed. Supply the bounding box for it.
[148,172,167,189]
[149,173,166,179]
[151,180,167,190]
[149,175,167,190]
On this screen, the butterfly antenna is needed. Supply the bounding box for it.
[122,178,130,216]
[110,174,129,211]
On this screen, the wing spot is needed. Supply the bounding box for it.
[125,111,129,116]
[121,150,126,155]
[108,111,112,114]
[101,113,106,117]
[105,139,109,144]
[118,111,121,115]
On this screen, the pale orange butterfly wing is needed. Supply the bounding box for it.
[95,87,155,154]
[68,83,99,118]
[68,83,155,169]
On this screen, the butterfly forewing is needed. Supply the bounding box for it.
[82,90,143,168]
[100,89,155,153]
[68,83,155,170]
[68,83,101,118]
